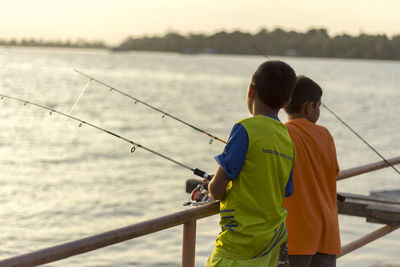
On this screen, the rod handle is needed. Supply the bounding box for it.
[193,168,213,180]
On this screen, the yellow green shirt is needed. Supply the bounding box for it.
[213,115,295,259]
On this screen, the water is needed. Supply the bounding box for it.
[0,47,399,266]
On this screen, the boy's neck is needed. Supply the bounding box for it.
[253,105,279,118]
[287,113,312,122]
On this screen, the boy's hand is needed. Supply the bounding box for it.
[202,174,213,184]
[208,166,228,200]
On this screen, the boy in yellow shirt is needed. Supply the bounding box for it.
[206,60,297,266]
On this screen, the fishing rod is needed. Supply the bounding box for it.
[252,45,400,175]
[73,69,227,145]
[0,93,214,181]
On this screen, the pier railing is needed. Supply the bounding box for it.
[0,156,399,267]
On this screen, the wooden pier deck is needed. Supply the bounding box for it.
[338,192,400,225]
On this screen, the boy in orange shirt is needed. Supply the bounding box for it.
[283,76,341,267]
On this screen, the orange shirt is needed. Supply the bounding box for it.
[283,118,341,255]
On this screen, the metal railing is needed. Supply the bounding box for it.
[0,156,399,267]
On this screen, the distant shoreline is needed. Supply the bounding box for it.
[2,27,400,61]
[0,45,108,51]
[2,44,400,63]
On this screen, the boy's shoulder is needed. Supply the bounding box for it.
[237,117,252,124]
[286,118,333,140]
[238,116,287,136]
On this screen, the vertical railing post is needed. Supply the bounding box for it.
[182,219,197,267]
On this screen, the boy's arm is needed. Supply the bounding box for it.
[208,122,248,200]
[285,168,294,197]
[208,166,229,200]
[327,129,340,179]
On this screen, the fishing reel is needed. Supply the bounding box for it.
[183,183,213,206]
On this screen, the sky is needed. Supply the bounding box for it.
[1,0,400,45]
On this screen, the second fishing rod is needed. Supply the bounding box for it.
[74,69,227,145]
[0,93,214,181]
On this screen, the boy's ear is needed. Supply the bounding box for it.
[248,84,256,99]
[304,101,314,114]
[282,98,291,109]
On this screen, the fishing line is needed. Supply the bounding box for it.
[57,78,92,131]
[0,93,214,180]
[73,69,227,145]
[252,45,270,59]
[252,45,400,175]
[321,103,400,175]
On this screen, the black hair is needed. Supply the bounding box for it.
[284,75,323,114]
[251,60,297,110]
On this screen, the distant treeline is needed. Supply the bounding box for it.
[115,28,400,60]
[3,28,400,60]
[0,38,107,49]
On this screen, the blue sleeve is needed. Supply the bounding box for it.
[214,123,248,180]
[285,168,294,197]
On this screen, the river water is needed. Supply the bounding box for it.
[0,47,399,266]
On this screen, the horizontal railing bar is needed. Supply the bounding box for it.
[0,202,220,267]
[337,224,400,258]
[338,156,400,180]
